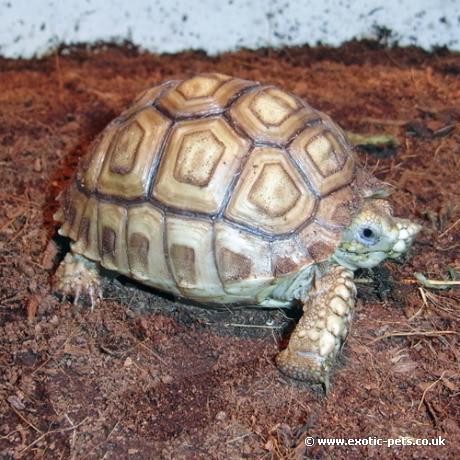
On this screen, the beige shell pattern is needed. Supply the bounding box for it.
[57,73,357,304]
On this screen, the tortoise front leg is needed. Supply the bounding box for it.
[276,265,356,390]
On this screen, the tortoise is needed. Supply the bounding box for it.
[54,73,420,387]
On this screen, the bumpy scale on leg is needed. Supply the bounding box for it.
[276,265,356,390]
[54,253,103,307]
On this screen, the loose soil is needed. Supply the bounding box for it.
[0,42,459,459]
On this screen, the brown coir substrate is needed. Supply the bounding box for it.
[1,42,459,459]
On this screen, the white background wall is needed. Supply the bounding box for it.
[1,0,459,58]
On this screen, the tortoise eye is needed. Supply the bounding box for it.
[357,226,378,245]
[362,228,373,238]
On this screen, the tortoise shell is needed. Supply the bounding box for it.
[56,73,358,304]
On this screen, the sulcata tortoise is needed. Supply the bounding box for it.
[54,73,420,387]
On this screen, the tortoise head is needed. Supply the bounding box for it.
[332,198,421,270]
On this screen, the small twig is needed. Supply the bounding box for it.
[0,430,19,441]
[226,433,252,444]
[418,372,446,411]
[370,330,458,343]
[408,287,428,320]
[20,417,89,455]
[414,272,460,290]
[137,341,169,367]
[204,322,282,329]
[0,208,25,233]
[9,405,43,434]
[439,217,460,238]
[65,414,78,460]
[106,421,119,441]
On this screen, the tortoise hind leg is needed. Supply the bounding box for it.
[54,252,102,308]
[276,265,356,391]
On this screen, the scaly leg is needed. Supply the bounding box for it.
[54,252,102,308]
[276,265,356,390]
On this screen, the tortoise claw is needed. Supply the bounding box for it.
[54,253,102,308]
[275,348,332,392]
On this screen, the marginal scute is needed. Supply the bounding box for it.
[288,124,355,196]
[158,73,254,117]
[215,222,272,297]
[315,186,353,228]
[174,130,225,187]
[79,217,90,248]
[97,107,172,200]
[271,237,314,276]
[298,222,341,262]
[129,232,150,272]
[127,204,178,294]
[166,216,225,299]
[170,244,196,285]
[97,201,129,274]
[101,226,116,257]
[57,184,87,241]
[219,248,252,281]
[225,147,316,234]
[153,117,249,214]
[71,196,100,262]
[229,86,317,144]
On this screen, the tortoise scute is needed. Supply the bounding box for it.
[97,202,129,274]
[272,237,313,277]
[229,86,317,144]
[101,226,116,258]
[127,204,178,293]
[219,248,252,281]
[250,89,299,126]
[97,108,172,200]
[215,223,272,297]
[109,121,144,175]
[78,125,117,192]
[71,196,100,262]
[57,184,87,241]
[177,74,226,99]
[315,187,353,228]
[166,216,225,299]
[129,232,150,272]
[298,222,342,263]
[173,130,225,187]
[170,243,197,285]
[306,133,344,177]
[158,73,254,117]
[249,163,301,218]
[225,146,317,234]
[288,124,355,196]
[120,80,177,120]
[153,116,249,214]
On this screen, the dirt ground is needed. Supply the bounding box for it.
[0,41,459,459]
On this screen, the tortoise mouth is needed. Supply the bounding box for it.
[332,248,389,270]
